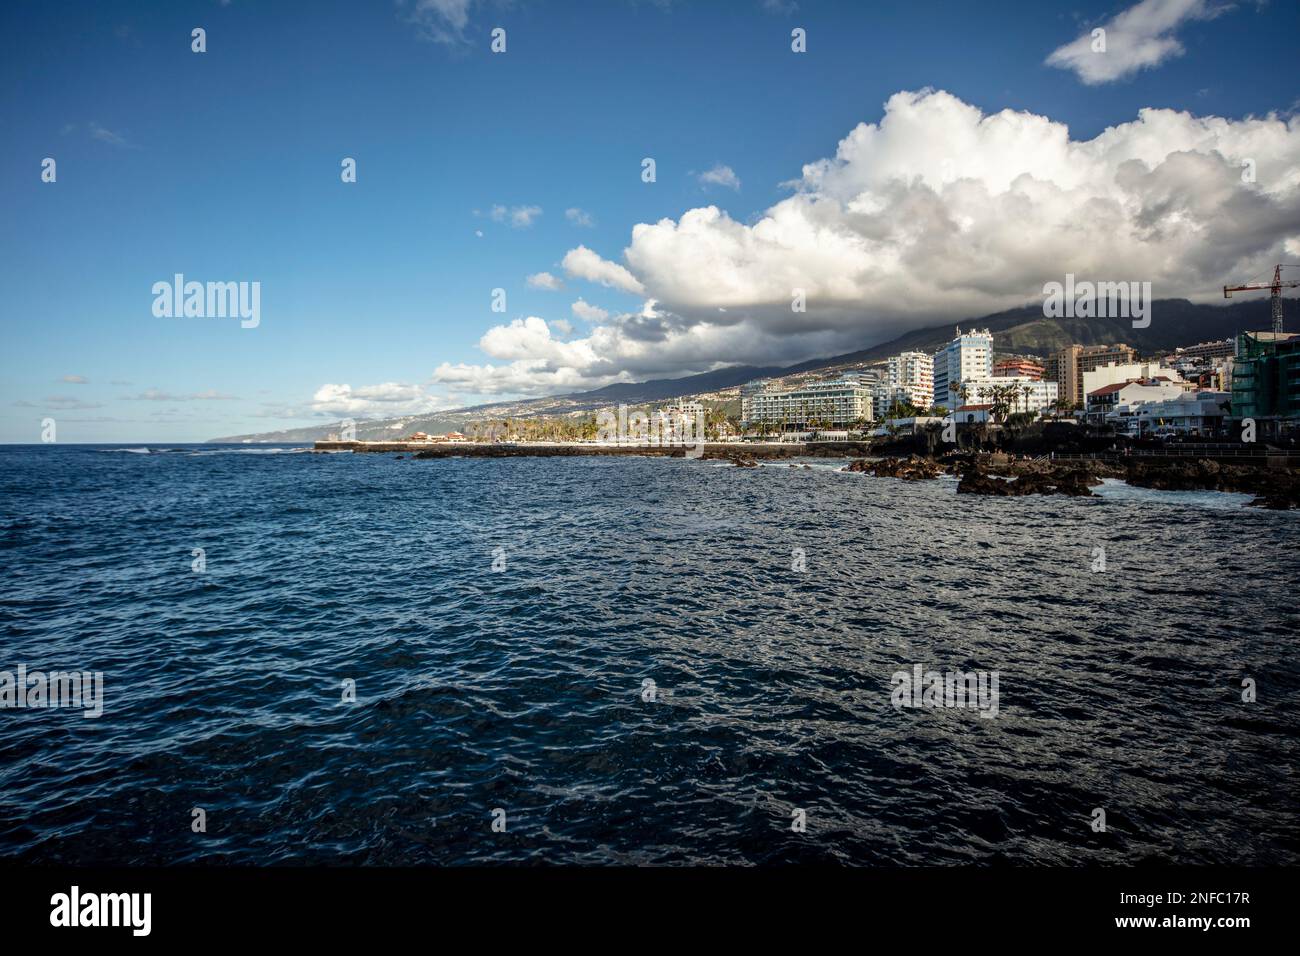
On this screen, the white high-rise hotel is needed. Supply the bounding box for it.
[932,327,994,410]
[741,376,873,428]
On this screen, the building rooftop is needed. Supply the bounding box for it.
[1242,331,1300,343]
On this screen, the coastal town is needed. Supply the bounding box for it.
[346,322,1296,449]
[315,316,1300,509]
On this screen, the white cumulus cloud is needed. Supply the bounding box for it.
[310,382,445,418]
[438,88,1300,397]
[526,271,564,291]
[562,245,645,295]
[571,298,609,322]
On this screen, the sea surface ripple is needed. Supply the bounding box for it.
[1,445,1297,865]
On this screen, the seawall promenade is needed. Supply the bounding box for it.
[312,440,874,458]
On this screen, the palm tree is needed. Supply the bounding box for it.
[984,384,1013,424]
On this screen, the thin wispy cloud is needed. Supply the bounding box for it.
[565,207,597,228]
[401,0,475,47]
[511,205,542,228]
[489,204,543,228]
[60,375,89,384]
[61,121,137,148]
[88,121,136,148]
[15,397,104,411]
[1046,0,1233,85]
[123,389,239,402]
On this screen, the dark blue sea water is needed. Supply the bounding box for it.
[1,444,1297,865]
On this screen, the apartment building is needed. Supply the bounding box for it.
[993,358,1044,380]
[1232,331,1300,421]
[1045,343,1139,407]
[1081,362,1187,399]
[1106,391,1231,437]
[741,376,874,428]
[885,351,935,411]
[1084,379,1186,421]
[1173,339,1235,362]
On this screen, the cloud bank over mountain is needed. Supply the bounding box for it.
[435,88,1300,397]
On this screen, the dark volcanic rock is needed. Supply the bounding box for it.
[953,455,1298,506]
[1124,459,1230,492]
[1124,459,1300,508]
[1055,469,1098,496]
[957,464,1095,497]
[956,470,1017,496]
[1250,491,1300,509]
[844,455,941,480]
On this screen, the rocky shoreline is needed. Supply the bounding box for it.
[838,454,1300,509]
[362,440,1298,510]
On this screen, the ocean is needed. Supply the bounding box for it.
[1,444,1297,865]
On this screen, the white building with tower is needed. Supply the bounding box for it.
[933,327,994,410]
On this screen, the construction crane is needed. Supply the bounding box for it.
[1223,264,1300,335]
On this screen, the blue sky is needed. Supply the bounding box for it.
[2,0,1298,442]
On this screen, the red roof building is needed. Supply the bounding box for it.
[993,358,1044,380]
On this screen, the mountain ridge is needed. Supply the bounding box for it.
[209,298,1282,442]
